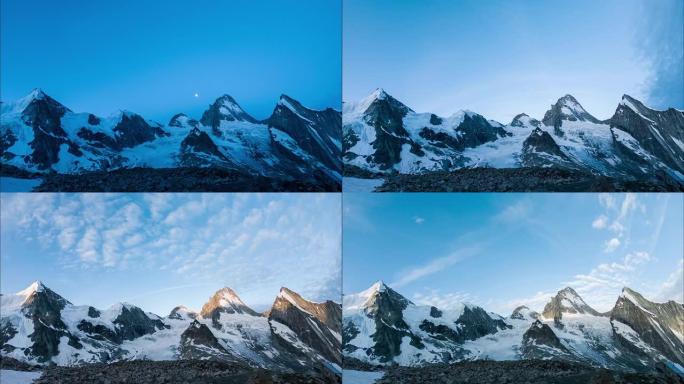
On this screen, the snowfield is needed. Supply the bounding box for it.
[0,370,42,384]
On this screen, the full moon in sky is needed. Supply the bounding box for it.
[193,92,199,98]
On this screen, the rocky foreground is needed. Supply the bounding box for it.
[374,167,684,192]
[375,360,684,384]
[29,167,340,192]
[14,360,340,384]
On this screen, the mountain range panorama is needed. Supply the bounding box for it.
[0,89,342,189]
[0,281,342,377]
[343,89,684,189]
[342,281,684,376]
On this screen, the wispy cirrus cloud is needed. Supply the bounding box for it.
[592,193,644,254]
[495,200,531,223]
[657,259,684,303]
[390,245,481,289]
[634,0,684,109]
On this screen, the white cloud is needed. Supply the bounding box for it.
[495,200,530,223]
[242,209,263,227]
[594,193,645,255]
[414,216,425,225]
[598,193,615,209]
[76,228,100,263]
[657,260,684,303]
[391,246,481,288]
[592,215,608,229]
[603,238,621,253]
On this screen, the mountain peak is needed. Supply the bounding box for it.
[554,94,587,113]
[343,280,411,316]
[216,94,239,104]
[619,286,646,303]
[3,88,68,115]
[169,113,199,128]
[542,94,599,127]
[214,287,247,306]
[278,93,296,102]
[558,286,580,296]
[1,280,70,315]
[199,287,258,318]
[542,287,601,320]
[370,88,389,101]
[343,88,412,118]
[511,113,541,128]
[369,280,388,293]
[25,88,48,101]
[199,94,256,126]
[277,286,297,300]
[18,280,46,297]
[168,305,198,320]
[276,94,305,112]
[510,305,540,321]
[618,94,650,114]
[559,94,579,104]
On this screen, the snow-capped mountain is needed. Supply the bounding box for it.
[1,89,341,188]
[342,282,684,375]
[343,89,684,185]
[342,281,508,365]
[0,281,342,376]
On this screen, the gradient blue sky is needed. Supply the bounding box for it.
[344,0,684,123]
[344,193,683,315]
[0,193,341,315]
[1,0,341,122]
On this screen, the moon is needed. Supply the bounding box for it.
[193,92,199,98]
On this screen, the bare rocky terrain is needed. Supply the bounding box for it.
[375,360,684,384]
[30,167,340,192]
[28,360,340,384]
[374,167,683,192]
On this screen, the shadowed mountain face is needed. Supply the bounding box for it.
[0,282,341,378]
[610,288,684,366]
[343,90,684,189]
[342,282,684,377]
[268,288,342,365]
[1,90,341,191]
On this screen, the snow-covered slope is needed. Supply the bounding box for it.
[0,281,341,376]
[343,90,684,184]
[1,90,341,186]
[342,282,684,375]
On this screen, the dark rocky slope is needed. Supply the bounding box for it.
[376,360,684,384]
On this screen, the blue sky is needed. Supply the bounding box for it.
[1,0,341,122]
[344,193,683,314]
[0,193,341,315]
[344,0,684,123]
